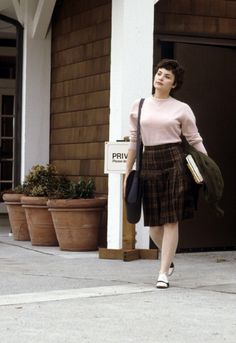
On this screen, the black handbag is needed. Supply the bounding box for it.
[125,98,144,224]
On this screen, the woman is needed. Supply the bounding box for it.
[124,59,207,289]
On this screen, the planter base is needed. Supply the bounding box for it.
[5,202,30,241]
[49,209,102,251]
[48,198,107,251]
[3,194,30,241]
[23,206,58,246]
[21,197,58,246]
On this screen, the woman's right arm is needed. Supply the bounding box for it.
[123,99,140,195]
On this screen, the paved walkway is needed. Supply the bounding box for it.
[0,226,235,343]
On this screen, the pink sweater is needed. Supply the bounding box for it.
[129,96,207,154]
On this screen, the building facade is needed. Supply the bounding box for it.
[0,0,235,250]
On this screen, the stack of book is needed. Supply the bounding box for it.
[186,154,204,184]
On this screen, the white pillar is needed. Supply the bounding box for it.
[21,0,51,179]
[108,0,155,249]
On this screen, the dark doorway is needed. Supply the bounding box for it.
[158,42,236,250]
[0,15,23,202]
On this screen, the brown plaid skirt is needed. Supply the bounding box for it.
[140,143,195,226]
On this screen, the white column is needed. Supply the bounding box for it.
[108,0,155,249]
[21,0,51,180]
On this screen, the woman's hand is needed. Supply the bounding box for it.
[124,149,136,197]
[123,172,129,198]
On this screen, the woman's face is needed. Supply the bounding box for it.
[153,68,176,93]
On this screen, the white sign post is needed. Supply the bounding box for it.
[100,141,139,260]
[100,141,157,261]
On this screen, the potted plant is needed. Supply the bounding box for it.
[21,164,59,246]
[47,178,107,251]
[2,185,30,241]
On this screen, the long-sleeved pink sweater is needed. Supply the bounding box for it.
[129,96,207,154]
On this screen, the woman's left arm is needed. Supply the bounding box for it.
[181,104,208,155]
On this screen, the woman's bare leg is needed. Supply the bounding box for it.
[149,226,164,251]
[159,222,179,274]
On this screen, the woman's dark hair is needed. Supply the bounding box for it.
[154,59,185,92]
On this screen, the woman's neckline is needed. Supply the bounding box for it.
[151,95,171,101]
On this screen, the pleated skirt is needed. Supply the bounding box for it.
[140,143,195,226]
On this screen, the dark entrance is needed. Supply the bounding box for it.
[0,15,23,202]
[155,40,236,250]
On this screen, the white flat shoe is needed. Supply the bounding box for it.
[156,273,169,289]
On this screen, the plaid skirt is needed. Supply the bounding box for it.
[140,143,195,226]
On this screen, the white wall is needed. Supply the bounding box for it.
[21,0,52,180]
[21,31,51,178]
[108,0,155,249]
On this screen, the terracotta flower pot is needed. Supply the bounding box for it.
[47,197,107,251]
[21,196,58,246]
[2,193,30,241]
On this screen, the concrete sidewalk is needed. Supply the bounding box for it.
[0,226,235,343]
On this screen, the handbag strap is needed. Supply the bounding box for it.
[136,98,145,172]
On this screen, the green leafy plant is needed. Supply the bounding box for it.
[13,185,25,193]
[52,177,95,199]
[75,178,95,199]
[22,164,96,199]
[23,164,61,197]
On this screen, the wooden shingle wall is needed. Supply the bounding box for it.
[50,0,111,194]
[155,0,236,37]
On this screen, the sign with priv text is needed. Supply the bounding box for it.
[104,142,130,174]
